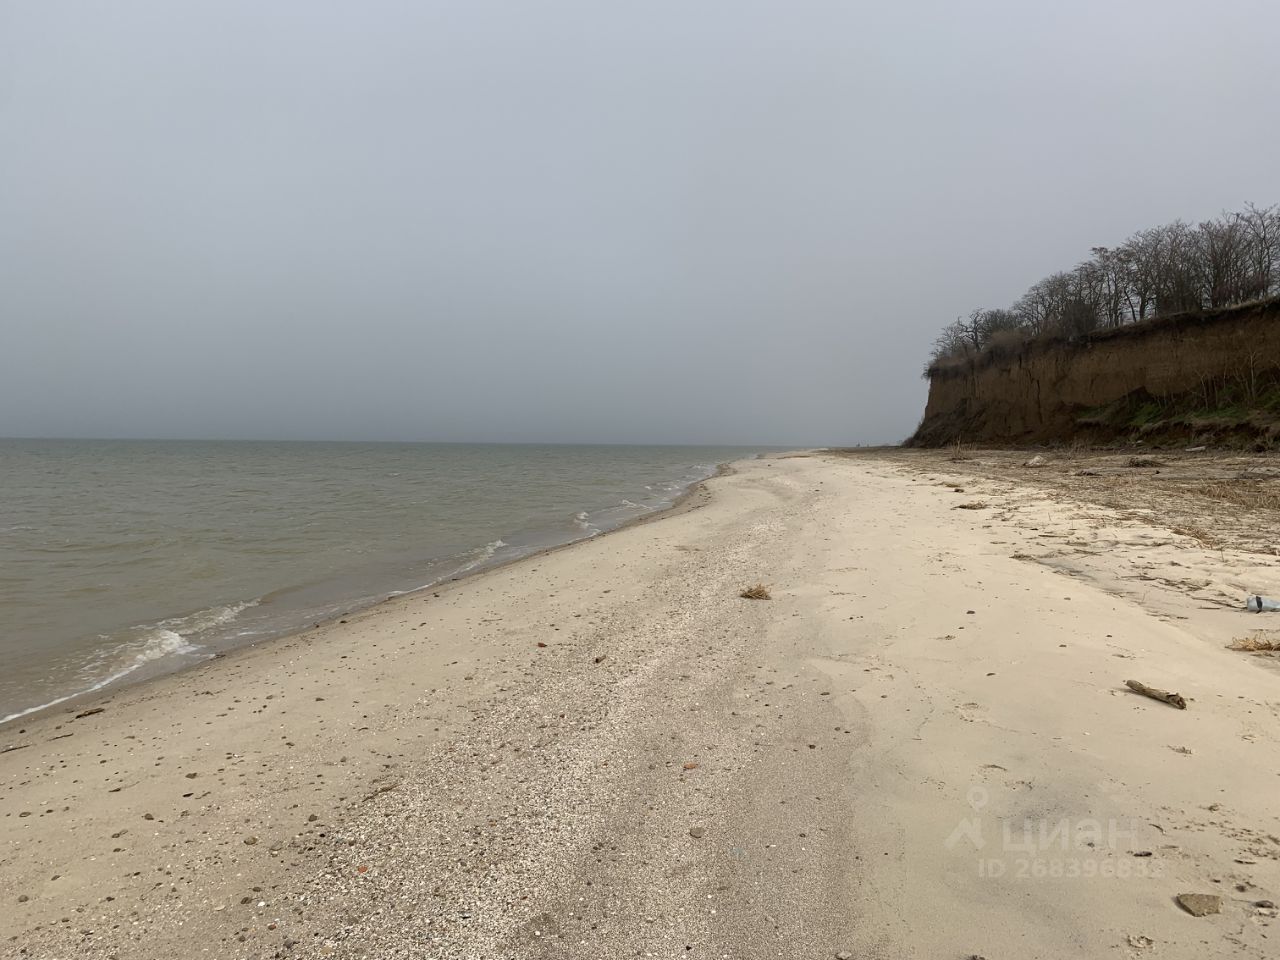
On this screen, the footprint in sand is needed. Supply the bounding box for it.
[1125,933,1155,954]
[957,702,987,723]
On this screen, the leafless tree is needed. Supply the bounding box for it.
[928,201,1279,367]
[1196,215,1251,308]
[1237,202,1280,298]
[1090,246,1133,328]
[1151,220,1203,314]
[1119,229,1162,322]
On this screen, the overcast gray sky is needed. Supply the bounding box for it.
[2,1,1276,445]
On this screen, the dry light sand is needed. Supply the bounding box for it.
[3,450,1279,959]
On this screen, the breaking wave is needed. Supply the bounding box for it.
[0,601,256,726]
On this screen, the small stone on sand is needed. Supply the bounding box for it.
[1176,892,1221,917]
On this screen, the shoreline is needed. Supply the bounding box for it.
[0,459,744,734]
[4,449,1277,959]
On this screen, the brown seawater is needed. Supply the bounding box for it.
[0,440,769,723]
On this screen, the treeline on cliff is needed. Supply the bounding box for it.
[928,202,1280,373]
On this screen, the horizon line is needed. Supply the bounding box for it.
[0,435,849,448]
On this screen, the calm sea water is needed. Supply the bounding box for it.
[0,440,766,724]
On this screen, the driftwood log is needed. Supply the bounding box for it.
[1126,679,1187,710]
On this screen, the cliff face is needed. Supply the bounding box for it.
[910,300,1280,447]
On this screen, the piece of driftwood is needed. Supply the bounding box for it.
[1126,679,1187,710]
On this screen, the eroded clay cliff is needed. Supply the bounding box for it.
[910,300,1280,447]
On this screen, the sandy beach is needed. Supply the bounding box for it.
[3,450,1279,959]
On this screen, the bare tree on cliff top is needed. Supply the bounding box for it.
[1238,202,1280,295]
[927,201,1280,370]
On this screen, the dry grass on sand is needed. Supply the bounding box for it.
[739,583,772,600]
[1229,633,1280,653]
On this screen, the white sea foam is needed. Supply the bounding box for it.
[0,602,254,726]
[134,629,195,662]
[156,600,257,636]
[0,631,198,725]
[455,539,507,574]
[1,670,130,725]
[572,510,601,536]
